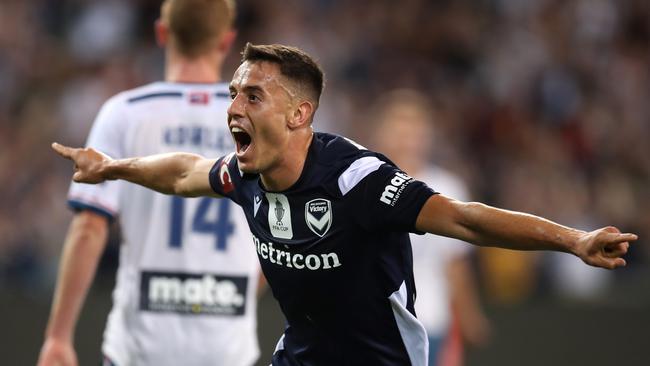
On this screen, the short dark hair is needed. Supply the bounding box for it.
[241,43,325,106]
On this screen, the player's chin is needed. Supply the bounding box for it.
[235,142,255,166]
[235,155,258,174]
[238,162,258,174]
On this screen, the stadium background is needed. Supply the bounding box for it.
[1,0,649,365]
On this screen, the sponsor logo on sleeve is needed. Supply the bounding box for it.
[305,198,332,237]
[379,172,413,206]
[140,271,248,316]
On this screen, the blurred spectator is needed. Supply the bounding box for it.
[370,89,491,366]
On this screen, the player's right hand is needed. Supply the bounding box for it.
[52,143,112,184]
[575,226,637,269]
[37,338,78,366]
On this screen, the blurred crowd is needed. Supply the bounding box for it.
[1,0,648,302]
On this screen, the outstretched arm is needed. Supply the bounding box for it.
[415,195,637,269]
[52,143,218,197]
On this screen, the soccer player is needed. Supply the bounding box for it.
[38,1,262,366]
[52,43,636,366]
[372,89,490,366]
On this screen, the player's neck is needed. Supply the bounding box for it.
[165,50,222,84]
[260,131,314,192]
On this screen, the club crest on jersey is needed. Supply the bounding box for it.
[305,198,332,237]
[266,193,293,239]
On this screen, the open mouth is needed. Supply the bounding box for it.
[231,126,252,153]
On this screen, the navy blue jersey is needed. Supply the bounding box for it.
[209,132,437,366]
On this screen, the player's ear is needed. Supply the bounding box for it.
[287,100,314,130]
[218,29,237,55]
[155,19,168,48]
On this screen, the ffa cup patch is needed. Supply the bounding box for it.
[305,198,332,237]
[266,193,293,239]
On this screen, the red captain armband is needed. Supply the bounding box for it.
[219,153,235,193]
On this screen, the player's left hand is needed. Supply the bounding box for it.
[575,226,637,269]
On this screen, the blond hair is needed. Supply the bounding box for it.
[162,0,235,57]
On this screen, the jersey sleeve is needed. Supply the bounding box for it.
[67,95,127,220]
[208,152,241,205]
[346,161,437,233]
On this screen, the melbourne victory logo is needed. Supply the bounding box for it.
[305,198,332,237]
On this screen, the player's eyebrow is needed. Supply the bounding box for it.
[243,85,265,95]
[229,84,265,96]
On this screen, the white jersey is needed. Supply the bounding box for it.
[411,166,472,336]
[68,82,260,366]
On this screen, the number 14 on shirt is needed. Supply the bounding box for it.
[168,196,234,251]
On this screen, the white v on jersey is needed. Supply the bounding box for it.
[68,82,260,366]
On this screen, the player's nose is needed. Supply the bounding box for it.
[227,94,245,119]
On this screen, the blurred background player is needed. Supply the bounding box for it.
[372,89,491,366]
[37,1,262,365]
